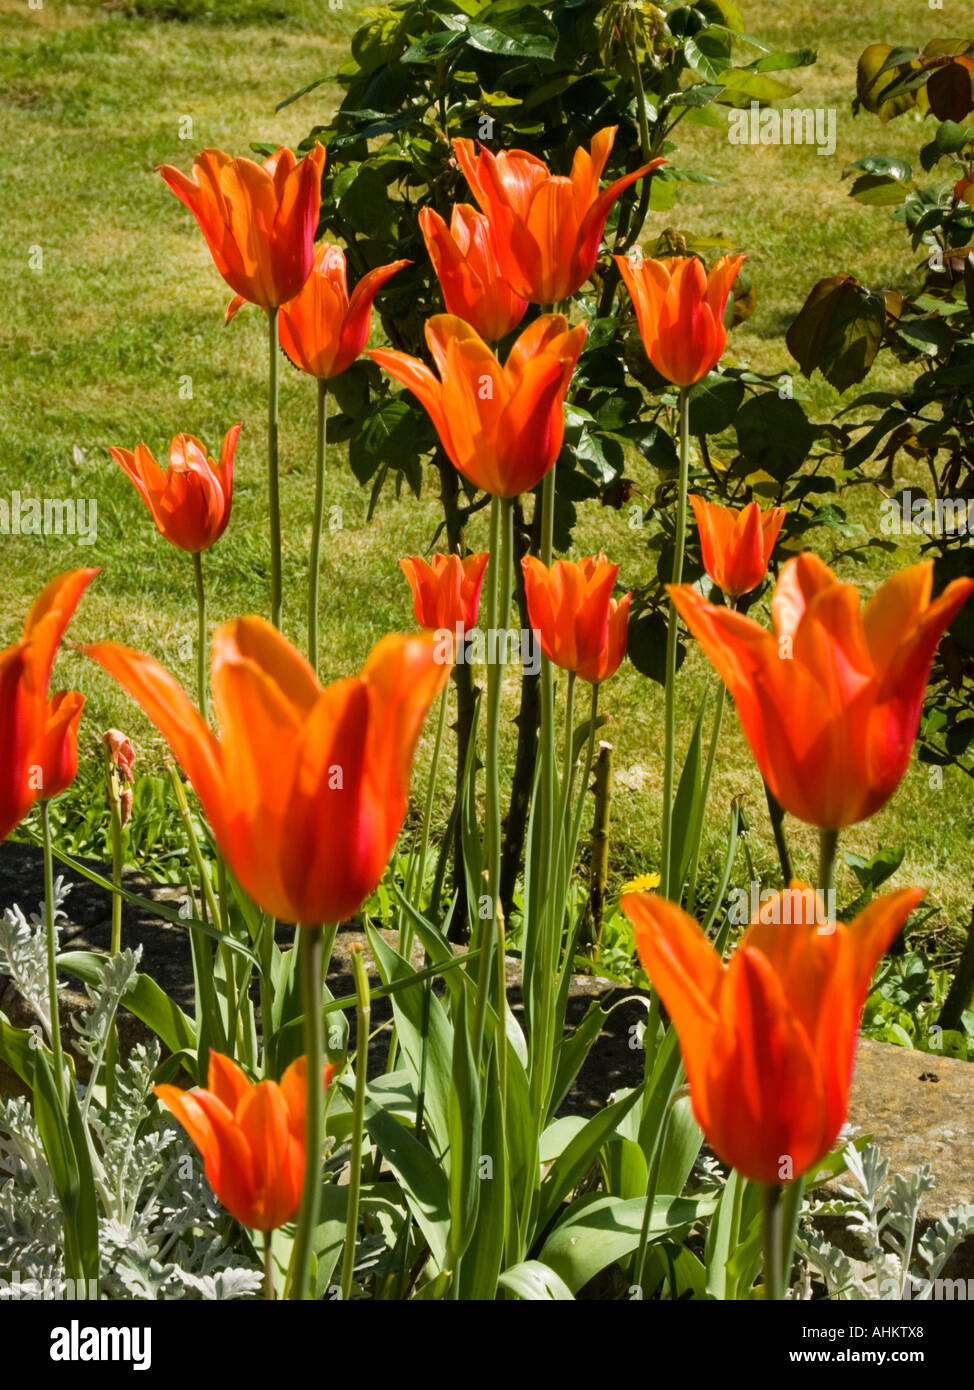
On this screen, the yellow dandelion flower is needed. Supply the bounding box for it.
[620,871,661,894]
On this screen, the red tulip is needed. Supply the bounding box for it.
[622,885,923,1184]
[370,314,585,498]
[400,552,489,633]
[110,429,239,554]
[419,204,527,342]
[522,553,630,685]
[615,253,746,386]
[690,495,786,598]
[158,144,325,313]
[453,128,663,305]
[84,619,449,925]
[268,242,408,372]
[0,569,98,841]
[155,1052,335,1231]
[670,555,974,828]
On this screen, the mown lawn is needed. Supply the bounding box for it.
[1,0,971,949]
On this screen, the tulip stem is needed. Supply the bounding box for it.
[568,682,600,864]
[661,385,691,899]
[686,599,736,913]
[762,1178,804,1301]
[818,827,839,898]
[386,680,450,1078]
[762,1183,785,1301]
[553,670,576,895]
[487,497,514,902]
[289,924,324,1301]
[415,681,449,917]
[259,912,276,1078]
[309,378,327,675]
[104,743,125,1110]
[268,305,283,631]
[473,496,512,1062]
[42,800,66,1107]
[264,1231,274,1301]
[529,468,558,1111]
[193,550,207,719]
[765,783,793,886]
[686,680,725,918]
[168,766,231,1055]
[341,946,370,1302]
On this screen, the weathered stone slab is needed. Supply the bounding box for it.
[847,1037,974,1209]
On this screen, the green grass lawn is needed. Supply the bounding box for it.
[1,0,971,953]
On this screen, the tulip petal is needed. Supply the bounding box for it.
[0,646,39,840]
[621,891,723,1057]
[22,568,100,695]
[771,552,839,640]
[707,947,826,1183]
[208,1051,253,1116]
[847,887,925,1003]
[337,258,409,375]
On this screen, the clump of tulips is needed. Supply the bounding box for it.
[1,110,971,1309]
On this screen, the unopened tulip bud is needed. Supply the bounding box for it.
[103,728,136,827]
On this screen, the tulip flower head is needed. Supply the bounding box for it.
[670,554,974,828]
[155,1052,336,1231]
[400,552,490,634]
[623,885,923,1184]
[271,241,408,371]
[522,553,631,685]
[85,619,449,925]
[615,252,746,386]
[453,129,663,305]
[0,569,98,841]
[110,428,239,554]
[419,204,527,343]
[370,314,585,499]
[158,144,326,314]
[690,495,786,599]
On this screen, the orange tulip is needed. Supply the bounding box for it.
[690,495,786,598]
[84,619,449,925]
[622,885,923,1184]
[419,204,527,342]
[36,691,85,802]
[270,241,408,371]
[401,552,490,633]
[110,428,239,554]
[155,1052,336,1231]
[522,553,631,685]
[453,128,663,305]
[615,253,746,386]
[670,554,974,828]
[158,144,326,313]
[370,314,585,499]
[0,569,98,841]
